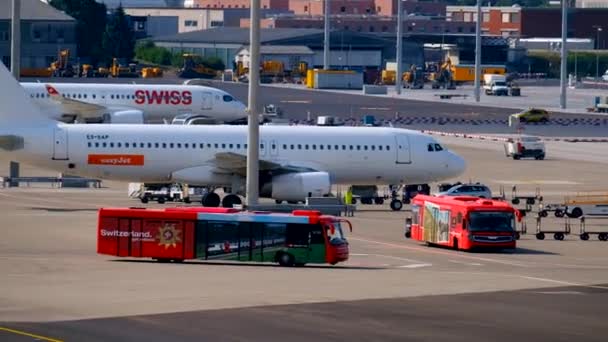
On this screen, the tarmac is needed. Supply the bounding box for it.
[1,138,607,341]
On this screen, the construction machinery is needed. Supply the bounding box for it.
[177,54,218,79]
[141,67,163,78]
[50,49,76,77]
[260,60,285,83]
[430,58,455,89]
[403,64,424,89]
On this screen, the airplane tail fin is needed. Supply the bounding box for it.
[0,62,54,126]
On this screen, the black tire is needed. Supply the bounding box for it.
[351,198,357,205]
[202,192,221,207]
[536,232,545,240]
[405,231,411,239]
[275,199,283,204]
[513,155,520,160]
[597,233,607,241]
[222,194,242,208]
[555,210,565,218]
[157,197,166,204]
[554,233,564,241]
[453,238,459,250]
[277,252,294,267]
[183,197,191,204]
[374,197,385,205]
[539,210,548,218]
[580,233,590,241]
[512,198,520,205]
[526,198,535,205]
[390,199,403,211]
[140,197,149,204]
[570,207,583,218]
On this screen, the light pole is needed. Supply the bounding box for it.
[324,0,330,70]
[559,0,567,109]
[474,0,481,102]
[10,0,20,79]
[246,0,261,206]
[395,0,404,94]
[595,26,602,80]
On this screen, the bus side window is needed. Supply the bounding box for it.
[309,224,325,244]
[286,223,310,246]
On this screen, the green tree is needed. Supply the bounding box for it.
[49,0,107,64]
[102,5,135,63]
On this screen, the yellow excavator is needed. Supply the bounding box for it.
[50,49,75,77]
[177,54,218,79]
[430,57,455,89]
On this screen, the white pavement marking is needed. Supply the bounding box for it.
[279,100,311,103]
[532,291,585,295]
[448,259,483,266]
[351,237,530,267]
[519,276,608,290]
[399,264,433,269]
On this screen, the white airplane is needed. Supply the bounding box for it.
[20,82,247,124]
[0,64,466,210]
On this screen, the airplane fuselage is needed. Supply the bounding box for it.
[21,83,247,123]
[8,124,465,187]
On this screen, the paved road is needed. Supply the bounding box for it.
[3,284,607,342]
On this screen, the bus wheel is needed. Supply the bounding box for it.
[202,192,221,207]
[390,199,403,211]
[277,253,294,267]
[222,194,242,208]
[580,233,590,241]
[453,238,459,250]
[536,232,545,240]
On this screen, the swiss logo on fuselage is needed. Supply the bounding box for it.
[134,90,192,105]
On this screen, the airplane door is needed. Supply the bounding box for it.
[201,92,213,110]
[52,127,69,160]
[395,134,411,164]
[270,140,279,157]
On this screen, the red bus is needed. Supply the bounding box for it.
[97,207,352,266]
[405,195,520,250]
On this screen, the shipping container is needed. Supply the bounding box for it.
[314,70,363,90]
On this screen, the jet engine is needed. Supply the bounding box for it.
[260,172,331,202]
[102,110,145,124]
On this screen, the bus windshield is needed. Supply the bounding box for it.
[468,212,515,232]
[326,222,346,245]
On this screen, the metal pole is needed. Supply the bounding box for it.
[395,0,403,95]
[246,0,260,206]
[596,28,601,80]
[474,0,481,102]
[10,0,20,79]
[559,0,567,109]
[324,0,330,70]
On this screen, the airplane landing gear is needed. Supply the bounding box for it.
[390,199,403,211]
[221,194,242,208]
[201,192,221,207]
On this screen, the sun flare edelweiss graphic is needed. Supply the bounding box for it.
[156,224,181,249]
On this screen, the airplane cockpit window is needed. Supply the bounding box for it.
[223,95,233,102]
[428,144,434,152]
[434,144,444,151]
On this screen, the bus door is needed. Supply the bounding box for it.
[307,224,326,262]
[285,223,312,261]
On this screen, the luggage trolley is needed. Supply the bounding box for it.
[534,214,571,240]
[578,216,608,241]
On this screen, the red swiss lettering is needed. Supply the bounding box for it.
[134,90,145,104]
[170,90,180,105]
[182,90,192,105]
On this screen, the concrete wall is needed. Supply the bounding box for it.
[125,8,224,32]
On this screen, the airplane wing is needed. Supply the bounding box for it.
[213,152,318,176]
[45,84,107,116]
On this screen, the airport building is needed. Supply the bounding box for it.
[0,0,77,69]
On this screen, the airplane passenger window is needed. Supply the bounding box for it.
[364,146,368,150]
[102,142,107,148]
[110,95,114,99]
[84,94,87,99]
[132,142,136,148]
[185,143,189,148]
[312,145,316,150]
[95,142,99,147]
[290,144,294,150]
[162,143,167,148]
[342,145,346,150]
[283,144,287,150]
[229,144,233,149]
[35,94,39,98]
[271,144,276,149]
[428,144,434,152]
[379,145,383,150]
[356,145,360,150]
[305,144,309,150]
[434,144,443,151]
[349,145,353,150]
[327,145,331,150]
[223,95,233,102]
[87,142,92,148]
[222,144,226,148]
[371,145,375,151]
[110,143,114,148]
[152,143,157,148]
[177,143,182,148]
[170,143,174,148]
[320,145,324,150]
[125,143,129,148]
[141,143,146,148]
[386,146,390,151]
[244,144,248,149]
[297,144,301,149]
[236,144,241,149]
[214,144,218,148]
[199,143,204,149]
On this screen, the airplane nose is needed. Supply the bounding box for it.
[447,152,466,178]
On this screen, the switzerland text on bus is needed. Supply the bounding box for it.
[406,195,520,251]
[97,207,352,266]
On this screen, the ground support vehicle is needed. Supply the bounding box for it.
[562,193,608,218]
[504,136,546,160]
[406,195,519,251]
[97,207,352,266]
[483,74,509,96]
[128,183,204,204]
[534,215,571,240]
[578,216,608,241]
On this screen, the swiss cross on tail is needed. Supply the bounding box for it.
[45,84,60,97]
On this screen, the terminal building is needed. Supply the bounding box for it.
[1,0,76,69]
